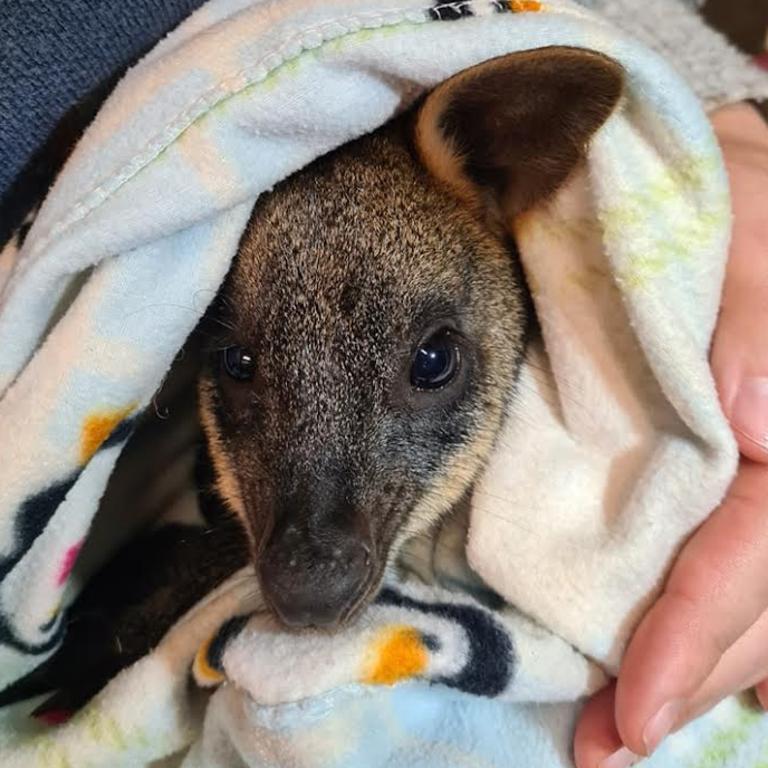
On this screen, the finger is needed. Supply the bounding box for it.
[573,614,768,767]
[613,460,768,755]
[683,607,768,722]
[579,610,768,767]
[709,111,768,462]
[573,683,627,768]
[712,277,768,462]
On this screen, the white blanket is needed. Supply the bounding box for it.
[0,0,742,765]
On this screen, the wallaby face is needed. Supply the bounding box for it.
[199,47,624,629]
[200,122,530,628]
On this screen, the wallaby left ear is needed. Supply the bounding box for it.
[415,46,625,224]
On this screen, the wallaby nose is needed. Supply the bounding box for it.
[259,531,372,629]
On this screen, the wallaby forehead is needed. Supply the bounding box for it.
[226,129,486,333]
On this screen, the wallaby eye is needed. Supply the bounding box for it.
[410,329,460,391]
[221,346,255,381]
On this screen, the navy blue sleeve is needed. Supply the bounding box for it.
[0,0,206,244]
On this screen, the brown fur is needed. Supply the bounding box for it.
[199,119,529,624]
[416,47,625,229]
[199,47,624,628]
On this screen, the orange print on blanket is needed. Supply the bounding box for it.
[509,1,542,12]
[362,625,428,686]
[80,404,136,464]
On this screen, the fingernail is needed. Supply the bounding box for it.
[730,377,768,451]
[599,746,640,768]
[643,699,683,754]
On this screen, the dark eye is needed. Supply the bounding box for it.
[410,329,461,391]
[221,346,255,381]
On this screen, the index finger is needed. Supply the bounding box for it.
[613,459,768,755]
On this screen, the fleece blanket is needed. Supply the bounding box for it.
[0,0,762,765]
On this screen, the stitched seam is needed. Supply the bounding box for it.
[28,6,429,256]
[24,0,550,260]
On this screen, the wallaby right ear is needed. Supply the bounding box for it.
[415,47,625,225]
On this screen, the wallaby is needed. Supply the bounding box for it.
[0,47,624,717]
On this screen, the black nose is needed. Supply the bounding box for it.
[259,531,372,628]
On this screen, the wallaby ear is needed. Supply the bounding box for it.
[415,47,624,224]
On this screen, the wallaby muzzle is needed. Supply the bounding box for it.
[258,483,375,628]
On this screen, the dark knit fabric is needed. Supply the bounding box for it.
[0,0,207,245]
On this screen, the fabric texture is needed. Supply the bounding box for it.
[1,0,765,247]
[0,0,766,765]
[582,0,768,111]
[0,0,209,246]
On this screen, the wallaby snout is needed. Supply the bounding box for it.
[258,477,376,627]
[260,522,372,628]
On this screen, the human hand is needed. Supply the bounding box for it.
[573,102,768,768]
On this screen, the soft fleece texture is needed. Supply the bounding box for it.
[0,0,762,765]
[3,0,767,251]
[0,0,211,247]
